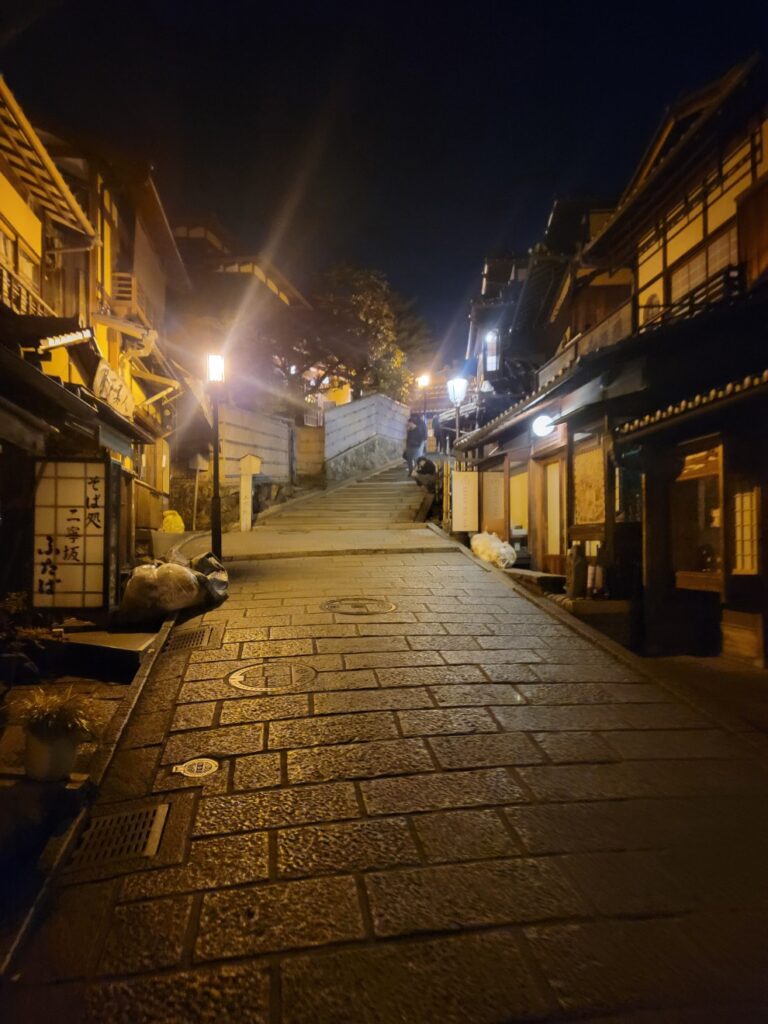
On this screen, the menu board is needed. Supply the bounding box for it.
[33,461,106,608]
[452,470,479,532]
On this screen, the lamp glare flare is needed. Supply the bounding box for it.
[447,376,468,406]
[207,353,225,383]
[416,373,431,389]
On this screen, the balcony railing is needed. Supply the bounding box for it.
[111,272,157,328]
[536,265,745,391]
[0,262,56,318]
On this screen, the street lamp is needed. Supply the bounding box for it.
[207,353,225,559]
[446,376,468,453]
[416,373,430,414]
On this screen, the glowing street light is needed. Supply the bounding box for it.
[416,373,431,414]
[447,376,468,453]
[207,353,225,558]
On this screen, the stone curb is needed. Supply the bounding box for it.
[0,616,176,977]
[426,522,768,759]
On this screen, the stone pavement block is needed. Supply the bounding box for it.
[361,767,526,815]
[398,707,499,736]
[357,621,447,635]
[188,644,242,663]
[119,708,173,749]
[223,626,271,642]
[479,664,557,683]
[406,634,483,650]
[309,669,380,691]
[631,758,768,798]
[194,781,359,834]
[475,634,550,649]
[531,663,643,682]
[121,832,270,900]
[343,650,444,669]
[170,701,217,731]
[516,763,657,801]
[161,722,264,764]
[270,711,398,749]
[333,612,417,624]
[99,895,192,975]
[288,738,433,783]
[237,614,291,626]
[278,818,419,878]
[82,963,271,1023]
[376,665,487,687]
[518,682,672,704]
[315,635,410,653]
[281,928,556,1024]
[442,621,492,635]
[430,683,528,705]
[533,731,618,764]
[681,911,768,1003]
[605,729,749,760]
[487,621,575,636]
[219,693,310,725]
[195,876,364,959]
[151,651,189,680]
[442,649,542,664]
[241,638,314,658]
[414,808,518,863]
[269,624,358,639]
[429,731,544,769]
[314,687,432,714]
[555,850,694,915]
[184,659,262,682]
[525,918,721,1014]
[493,703,708,732]
[366,857,586,937]
[233,751,283,790]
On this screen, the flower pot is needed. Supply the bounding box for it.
[24,732,78,782]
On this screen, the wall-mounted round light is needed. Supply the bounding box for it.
[532,414,555,438]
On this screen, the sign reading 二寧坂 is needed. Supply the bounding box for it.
[33,462,106,608]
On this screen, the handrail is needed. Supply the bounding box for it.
[0,261,57,317]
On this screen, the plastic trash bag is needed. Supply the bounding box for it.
[119,562,204,623]
[189,552,229,604]
[470,532,517,569]
[162,510,185,533]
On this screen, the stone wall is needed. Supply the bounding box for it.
[324,395,408,480]
[220,405,292,483]
[169,477,240,532]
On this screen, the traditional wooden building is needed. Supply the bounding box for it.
[454,55,768,664]
[0,77,196,613]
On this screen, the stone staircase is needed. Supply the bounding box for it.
[256,464,426,531]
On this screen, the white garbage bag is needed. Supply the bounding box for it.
[470,532,517,569]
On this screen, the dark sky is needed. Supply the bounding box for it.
[2,1,768,361]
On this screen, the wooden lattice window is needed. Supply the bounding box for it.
[733,483,759,575]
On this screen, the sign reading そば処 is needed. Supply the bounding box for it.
[33,462,106,608]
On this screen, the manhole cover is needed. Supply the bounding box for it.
[172,757,219,778]
[166,626,213,652]
[227,662,316,693]
[73,804,169,866]
[321,597,396,615]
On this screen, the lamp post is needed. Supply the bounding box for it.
[446,376,468,454]
[416,373,431,415]
[207,353,225,560]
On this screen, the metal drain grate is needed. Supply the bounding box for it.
[72,804,169,866]
[166,626,213,652]
[321,597,396,615]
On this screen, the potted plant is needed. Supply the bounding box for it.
[13,687,96,781]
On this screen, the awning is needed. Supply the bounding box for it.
[0,77,95,236]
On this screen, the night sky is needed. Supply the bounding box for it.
[2,1,768,361]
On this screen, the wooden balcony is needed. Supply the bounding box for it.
[111,272,157,328]
[0,262,56,317]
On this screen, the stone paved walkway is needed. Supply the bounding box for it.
[4,500,768,1020]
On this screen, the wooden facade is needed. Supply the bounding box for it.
[456,56,768,665]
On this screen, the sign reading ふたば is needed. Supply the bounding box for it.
[33,462,106,608]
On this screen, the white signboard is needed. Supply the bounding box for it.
[33,462,106,608]
[452,470,479,532]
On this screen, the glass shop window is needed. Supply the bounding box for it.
[671,446,722,578]
[732,481,759,575]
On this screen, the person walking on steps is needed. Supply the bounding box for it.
[404,413,427,475]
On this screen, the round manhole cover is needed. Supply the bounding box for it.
[321,597,396,615]
[172,757,219,778]
[226,662,317,694]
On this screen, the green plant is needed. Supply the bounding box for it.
[13,687,96,742]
